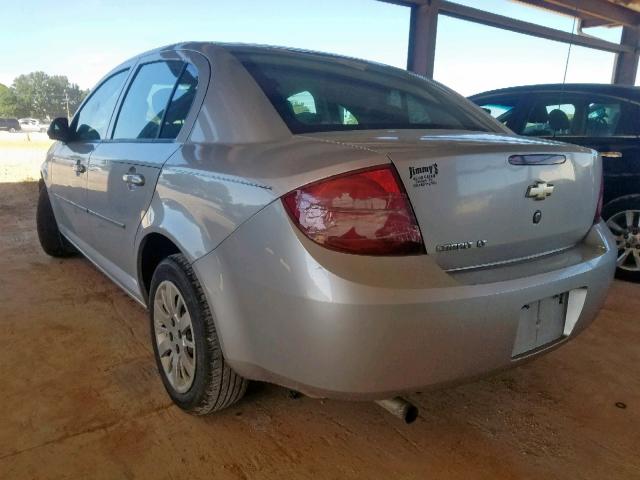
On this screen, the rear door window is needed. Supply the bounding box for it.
[585,101,621,137]
[159,64,199,139]
[617,101,640,136]
[583,96,640,137]
[112,61,184,140]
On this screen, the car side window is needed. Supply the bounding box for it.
[73,70,129,142]
[112,61,184,140]
[582,96,640,137]
[479,102,516,122]
[286,91,319,124]
[159,64,199,139]
[616,101,640,136]
[522,99,579,137]
[475,95,521,130]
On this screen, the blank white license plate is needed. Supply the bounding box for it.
[512,292,568,358]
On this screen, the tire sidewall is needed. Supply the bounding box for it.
[149,257,213,409]
[37,185,75,257]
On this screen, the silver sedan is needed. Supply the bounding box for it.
[38,42,616,417]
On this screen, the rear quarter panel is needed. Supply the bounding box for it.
[136,137,390,263]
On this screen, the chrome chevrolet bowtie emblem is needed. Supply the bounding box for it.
[526,181,554,201]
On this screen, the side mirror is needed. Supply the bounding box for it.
[48,117,70,142]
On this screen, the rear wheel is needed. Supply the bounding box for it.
[36,185,77,257]
[603,196,640,282]
[149,254,247,414]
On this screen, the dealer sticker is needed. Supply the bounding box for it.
[409,162,438,188]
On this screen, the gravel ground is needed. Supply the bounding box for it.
[0,181,638,479]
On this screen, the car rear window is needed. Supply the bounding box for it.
[231,49,495,134]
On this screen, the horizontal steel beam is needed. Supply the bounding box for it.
[514,0,606,24]
[520,0,640,28]
[381,0,640,28]
[436,0,633,53]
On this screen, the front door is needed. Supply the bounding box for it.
[48,142,92,244]
[49,69,130,247]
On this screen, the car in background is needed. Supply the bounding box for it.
[0,118,21,132]
[19,118,50,133]
[38,43,615,415]
[470,84,640,281]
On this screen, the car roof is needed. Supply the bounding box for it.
[469,83,640,102]
[130,41,419,77]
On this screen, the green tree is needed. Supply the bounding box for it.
[0,83,18,117]
[12,72,88,120]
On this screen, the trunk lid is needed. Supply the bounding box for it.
[305,130,600,270]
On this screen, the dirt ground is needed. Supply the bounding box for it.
[0,181,638,480]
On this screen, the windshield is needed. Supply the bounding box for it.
[231,49,497,134]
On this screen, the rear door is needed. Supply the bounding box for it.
[85,52,206,291]
[48,69,130,246]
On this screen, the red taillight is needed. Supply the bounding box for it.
[282,165,424,255]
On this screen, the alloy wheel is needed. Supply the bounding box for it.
[607,210,640,272]
[153,280,197,393]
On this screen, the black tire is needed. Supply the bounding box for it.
[602,195,640,283]
[149,254,247,414]
[36,185,77,257]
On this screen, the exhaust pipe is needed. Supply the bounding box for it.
[375,397,419,424]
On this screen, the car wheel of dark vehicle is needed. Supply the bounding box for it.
[149,254,247,414]
[603,196,640,282]
[36,186,77,257]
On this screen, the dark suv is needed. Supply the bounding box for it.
[470,84,640,281]
[0,118,21,132]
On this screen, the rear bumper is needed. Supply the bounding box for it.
[193,205,616,400]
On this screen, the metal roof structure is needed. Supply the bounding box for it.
[379,0,640,85]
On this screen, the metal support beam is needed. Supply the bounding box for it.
[518,0,640,28]
[379,0,640,86]
[407,2,438,77]
[612,26,640,85]
[515,0,605,25]
[437,1,633,54]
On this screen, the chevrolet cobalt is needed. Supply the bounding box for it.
[38,43,616,416]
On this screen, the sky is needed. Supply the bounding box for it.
[0,0,634,97]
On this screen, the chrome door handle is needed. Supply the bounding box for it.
[122,173,145,186]
[601,151,622,158]
[72,162,86,174]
